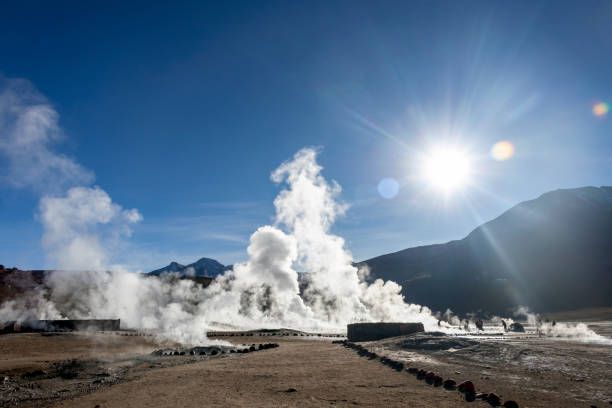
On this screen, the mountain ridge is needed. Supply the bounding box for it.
[359,186,612,315]
[148,257,228,278]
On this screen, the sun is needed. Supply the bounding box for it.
[420,146,472,193]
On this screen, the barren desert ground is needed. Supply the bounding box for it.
[1,327,611,408]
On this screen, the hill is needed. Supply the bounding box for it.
[359,186,612,315]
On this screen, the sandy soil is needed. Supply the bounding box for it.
[1,330,610,407]
[2,332,487,408]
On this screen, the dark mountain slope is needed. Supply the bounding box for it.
[360,186,612,315]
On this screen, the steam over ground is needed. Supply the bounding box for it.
[0,78,609,345]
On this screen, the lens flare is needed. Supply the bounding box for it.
[592,102,609,117]
[377,178,399,199]
[491,140,515,161]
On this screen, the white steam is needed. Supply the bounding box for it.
[0,77,93,192]
[512,306,610,344]
[0,77,609,346]
[40,186,142,271]
[201,226,315,329]
[271,149,367,324]
[0,77,216,345]
[199,148,444,332]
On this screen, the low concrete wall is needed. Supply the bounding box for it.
[347,322,424,342]
[1,319,120,334]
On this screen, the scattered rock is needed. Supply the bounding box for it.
[502,402,519,408]
[433,375,443,387]
[392,361,404,371]
[443,379,456,389]
[487,392,501,406]
[457,380,476,394]
[284,388,297,393]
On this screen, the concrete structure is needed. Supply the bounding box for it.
[1,319,120,334]
[347,322,424,342]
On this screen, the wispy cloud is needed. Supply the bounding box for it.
[0,77,94,193]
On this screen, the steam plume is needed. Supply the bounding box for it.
[0,78,608,345]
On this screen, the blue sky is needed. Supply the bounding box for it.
[0,0,611,270]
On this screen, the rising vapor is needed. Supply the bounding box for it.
[0,77,605,345]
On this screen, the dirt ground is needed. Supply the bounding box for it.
[368,331,612,408]
[1,329,611,407]
[0,332,492,408]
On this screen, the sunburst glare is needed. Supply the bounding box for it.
[419,146,472,193]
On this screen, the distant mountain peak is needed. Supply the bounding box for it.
[148,257,228,278]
